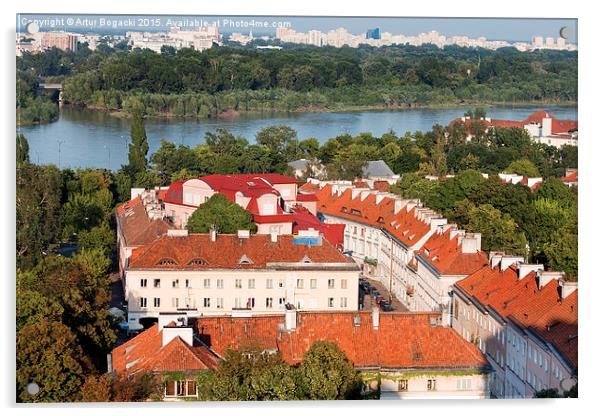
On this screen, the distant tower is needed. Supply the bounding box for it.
[366,28,381,40]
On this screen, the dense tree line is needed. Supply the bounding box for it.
[17,42,576,120]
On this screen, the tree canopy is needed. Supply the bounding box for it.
[186,193,257,234]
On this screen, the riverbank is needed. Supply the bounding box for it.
[81,99,578,121]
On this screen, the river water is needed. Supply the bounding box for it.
[17,105,578,171]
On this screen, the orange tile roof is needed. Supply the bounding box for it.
[456,265,578,368]
[112,324,219,376]
[560,170,578,183]
[449,110,578,135]
[312,184,432,248]
[197,311,489,370]
[418,230,488,275]
[128,233,357,270]
[116,196,172,247]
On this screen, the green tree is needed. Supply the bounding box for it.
[298,340,361,400]
[542,230,578,281]
[127,110,149,176]
[17,320,93,402]
[256,125,297,155]
[16,288,64,331]
[466,204,528,258]
[506,158,540,177]
[17,133,30,165]
[186,193,256,234]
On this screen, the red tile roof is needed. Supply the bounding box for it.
[112,324,219,376]
[560,169,578,183]
[456,265,578,368]
[128,233,357,270]
[196,311,489,370]
[449,110,578,135]
[418,230,488,275]
[311,184,433,248]
[290,205,345,248]
[116,196,172,247]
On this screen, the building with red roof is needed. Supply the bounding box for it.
[112,309,491,399]
[560,168,578,187]
[452,254,577,398]
[449,110,578,149]
[124,230,360,329]
[296,179,485,324]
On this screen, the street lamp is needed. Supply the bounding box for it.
[57,139,64,169]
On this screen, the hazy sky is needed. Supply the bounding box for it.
[17,14,578,43]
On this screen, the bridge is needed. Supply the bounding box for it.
[39,83,62,90]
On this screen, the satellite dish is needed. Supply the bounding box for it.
[559,377,576,392]
[26,382,40,395]
[25,22,39,35]
[559,26,571,40]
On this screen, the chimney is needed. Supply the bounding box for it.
[489,251,505,269]
[372,306,380,330]
[394,199,407,214]
[461,233,481,253]
[270,232,278,243]
[560,280,578,300]
[537,270,565,290]
[161,323,193,347]
[285,305,297,331]
[167,229,189,237]
[542,116,552,136]
[237,230,250,239]
[429,217,448,231]
[130,187,145,200]
[500,256,525,271]
[518,263,544,279]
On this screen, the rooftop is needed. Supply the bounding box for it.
[116,195,172,247]
[128,233,358,270]
[196,311,490,370]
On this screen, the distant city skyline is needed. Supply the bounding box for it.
[17,14,577,44]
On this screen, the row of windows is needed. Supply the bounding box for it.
[138,296,349,310]
[140,278,349,290]
[396,379,438,391]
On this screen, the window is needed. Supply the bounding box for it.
[153,297,160,308]
[328,297,334,308]
[235,298,242,308]
[328,279,335,289]
[297,299,304,309]
[172,279,179,288]
[184,297,194,308]
[153,279,161,288]
[172,298,179,308]
[278,279,284,288]
[427,379,437,391]
[203,298,210,308]
[139,297,147,308]
[266,279,273,289]
[457,379,472,391]
[247,297,255,308]
[341,279,347,289]
[185,279,190,288]
[235,279,242,289]
[216,298,223,309]
[278,298,286,308]
[266,297,273,308]
[310,279,317,289]
[140,279,147,288]
[544,358,548,372]
[217,279,224,289]
[203,279,210,289]
[165,380,197,398]
[297,279,304,289]
[398,380,408,391]
[248,279,255,289]
[340,297,348,308]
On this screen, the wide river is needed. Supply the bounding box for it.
[18,105,577,171]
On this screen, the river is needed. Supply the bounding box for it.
[17,105,578,171]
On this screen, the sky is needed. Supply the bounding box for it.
[17,14,578,43]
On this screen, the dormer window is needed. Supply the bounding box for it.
[238,254,254,265]
[341,207,348,213]
[377,217,384,224]
[351,209,361,216]
[188,258,208,266]
[301,255,312,263]
[157,258,178,266]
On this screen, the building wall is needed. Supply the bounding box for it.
[376,372,489,399]
[125,269,359,324]
[272,183,297,202]
[505,324,527,398]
